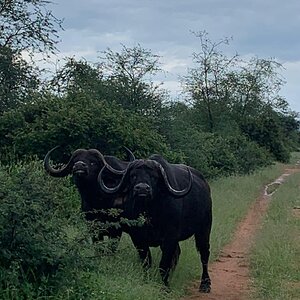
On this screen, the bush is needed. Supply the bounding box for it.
[169,129,273,178]
[241,116,291,163]
[0,94,178,164]
[0,160,94,298]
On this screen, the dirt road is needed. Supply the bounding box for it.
[183,165,300,300]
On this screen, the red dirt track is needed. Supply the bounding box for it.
[183,166,300,300]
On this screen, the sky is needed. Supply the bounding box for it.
[48,0,300,113]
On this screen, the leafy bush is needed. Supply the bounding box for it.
[241,116,291,163]
[0,160,92,298]
[168,128,272,178]
[0,94,178,164]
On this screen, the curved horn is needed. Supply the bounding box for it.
[97,164,130,194]
[158,164,193,197]
[43,146,81,177]
[89,149,127,175]
[122,146,135,161]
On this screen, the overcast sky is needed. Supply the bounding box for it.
[49,0,300,113]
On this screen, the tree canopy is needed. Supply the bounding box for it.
[0,0,63,53]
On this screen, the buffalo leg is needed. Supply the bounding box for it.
[170,243,181,271]
[130,237,152,269]
[159,241,180,286]
[137,246,152,269]
[195,228,211,293]
[106,228,122,252]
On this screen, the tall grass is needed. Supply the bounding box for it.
[249,161,300,299]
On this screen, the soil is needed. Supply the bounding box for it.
[182,164,300,300]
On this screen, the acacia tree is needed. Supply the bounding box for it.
[182,31,239,131]
[0,0,63,54]
[224,57,288,122]
[0,46,40,112]
[0,0,63,113]
[99,44,166,119]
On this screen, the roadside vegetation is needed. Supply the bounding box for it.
[250,153,300,300]
[1,1,300,299]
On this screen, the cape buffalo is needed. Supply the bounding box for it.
[43,146,134,245]
[98,154,212,292]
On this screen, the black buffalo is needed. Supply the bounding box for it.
[98,154,212,292]
[44,146,134,244]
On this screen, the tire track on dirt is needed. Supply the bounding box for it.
[183,164,300,300]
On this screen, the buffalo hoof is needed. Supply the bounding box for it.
[199,278,211,293]
[160,284,171,294]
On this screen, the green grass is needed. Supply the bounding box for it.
[249,162,300,299]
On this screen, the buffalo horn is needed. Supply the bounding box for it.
[97,165,129,194]
[89,149,127,175]
[43,146,84,177]
[122,146,135,161]
[159,164,193,197]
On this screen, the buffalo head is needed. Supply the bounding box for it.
[44,146,135,183]
[98,159,193,217]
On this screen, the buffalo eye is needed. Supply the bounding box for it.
[131,174,137,181]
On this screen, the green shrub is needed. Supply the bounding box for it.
[0,160,92,298]
[241,116,291,163]
[0,94,178,164]
[171,129,272,178]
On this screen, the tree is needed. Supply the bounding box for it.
[0,46,40,112]
[0,93,177,164]
[182,31,239,131]
[49,58,107,98]
[0,0,63,54]
[224,57,287,122]
[0,0,63,113]
[220,56,300,161]
[99,44,165,119]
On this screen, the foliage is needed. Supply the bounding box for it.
[99,44,165,121]
[0,0,62,113]
[224,57,287,121]
[175,129,272,178]
[241,111,292,162]
[0,160,171,299]
[180,32,299,165]
[0,160,84,298]
[160,101,273,178]
[0,46,41,113]
[0,93,176,163]
[49,57,107,99]
[0,0,63,54]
